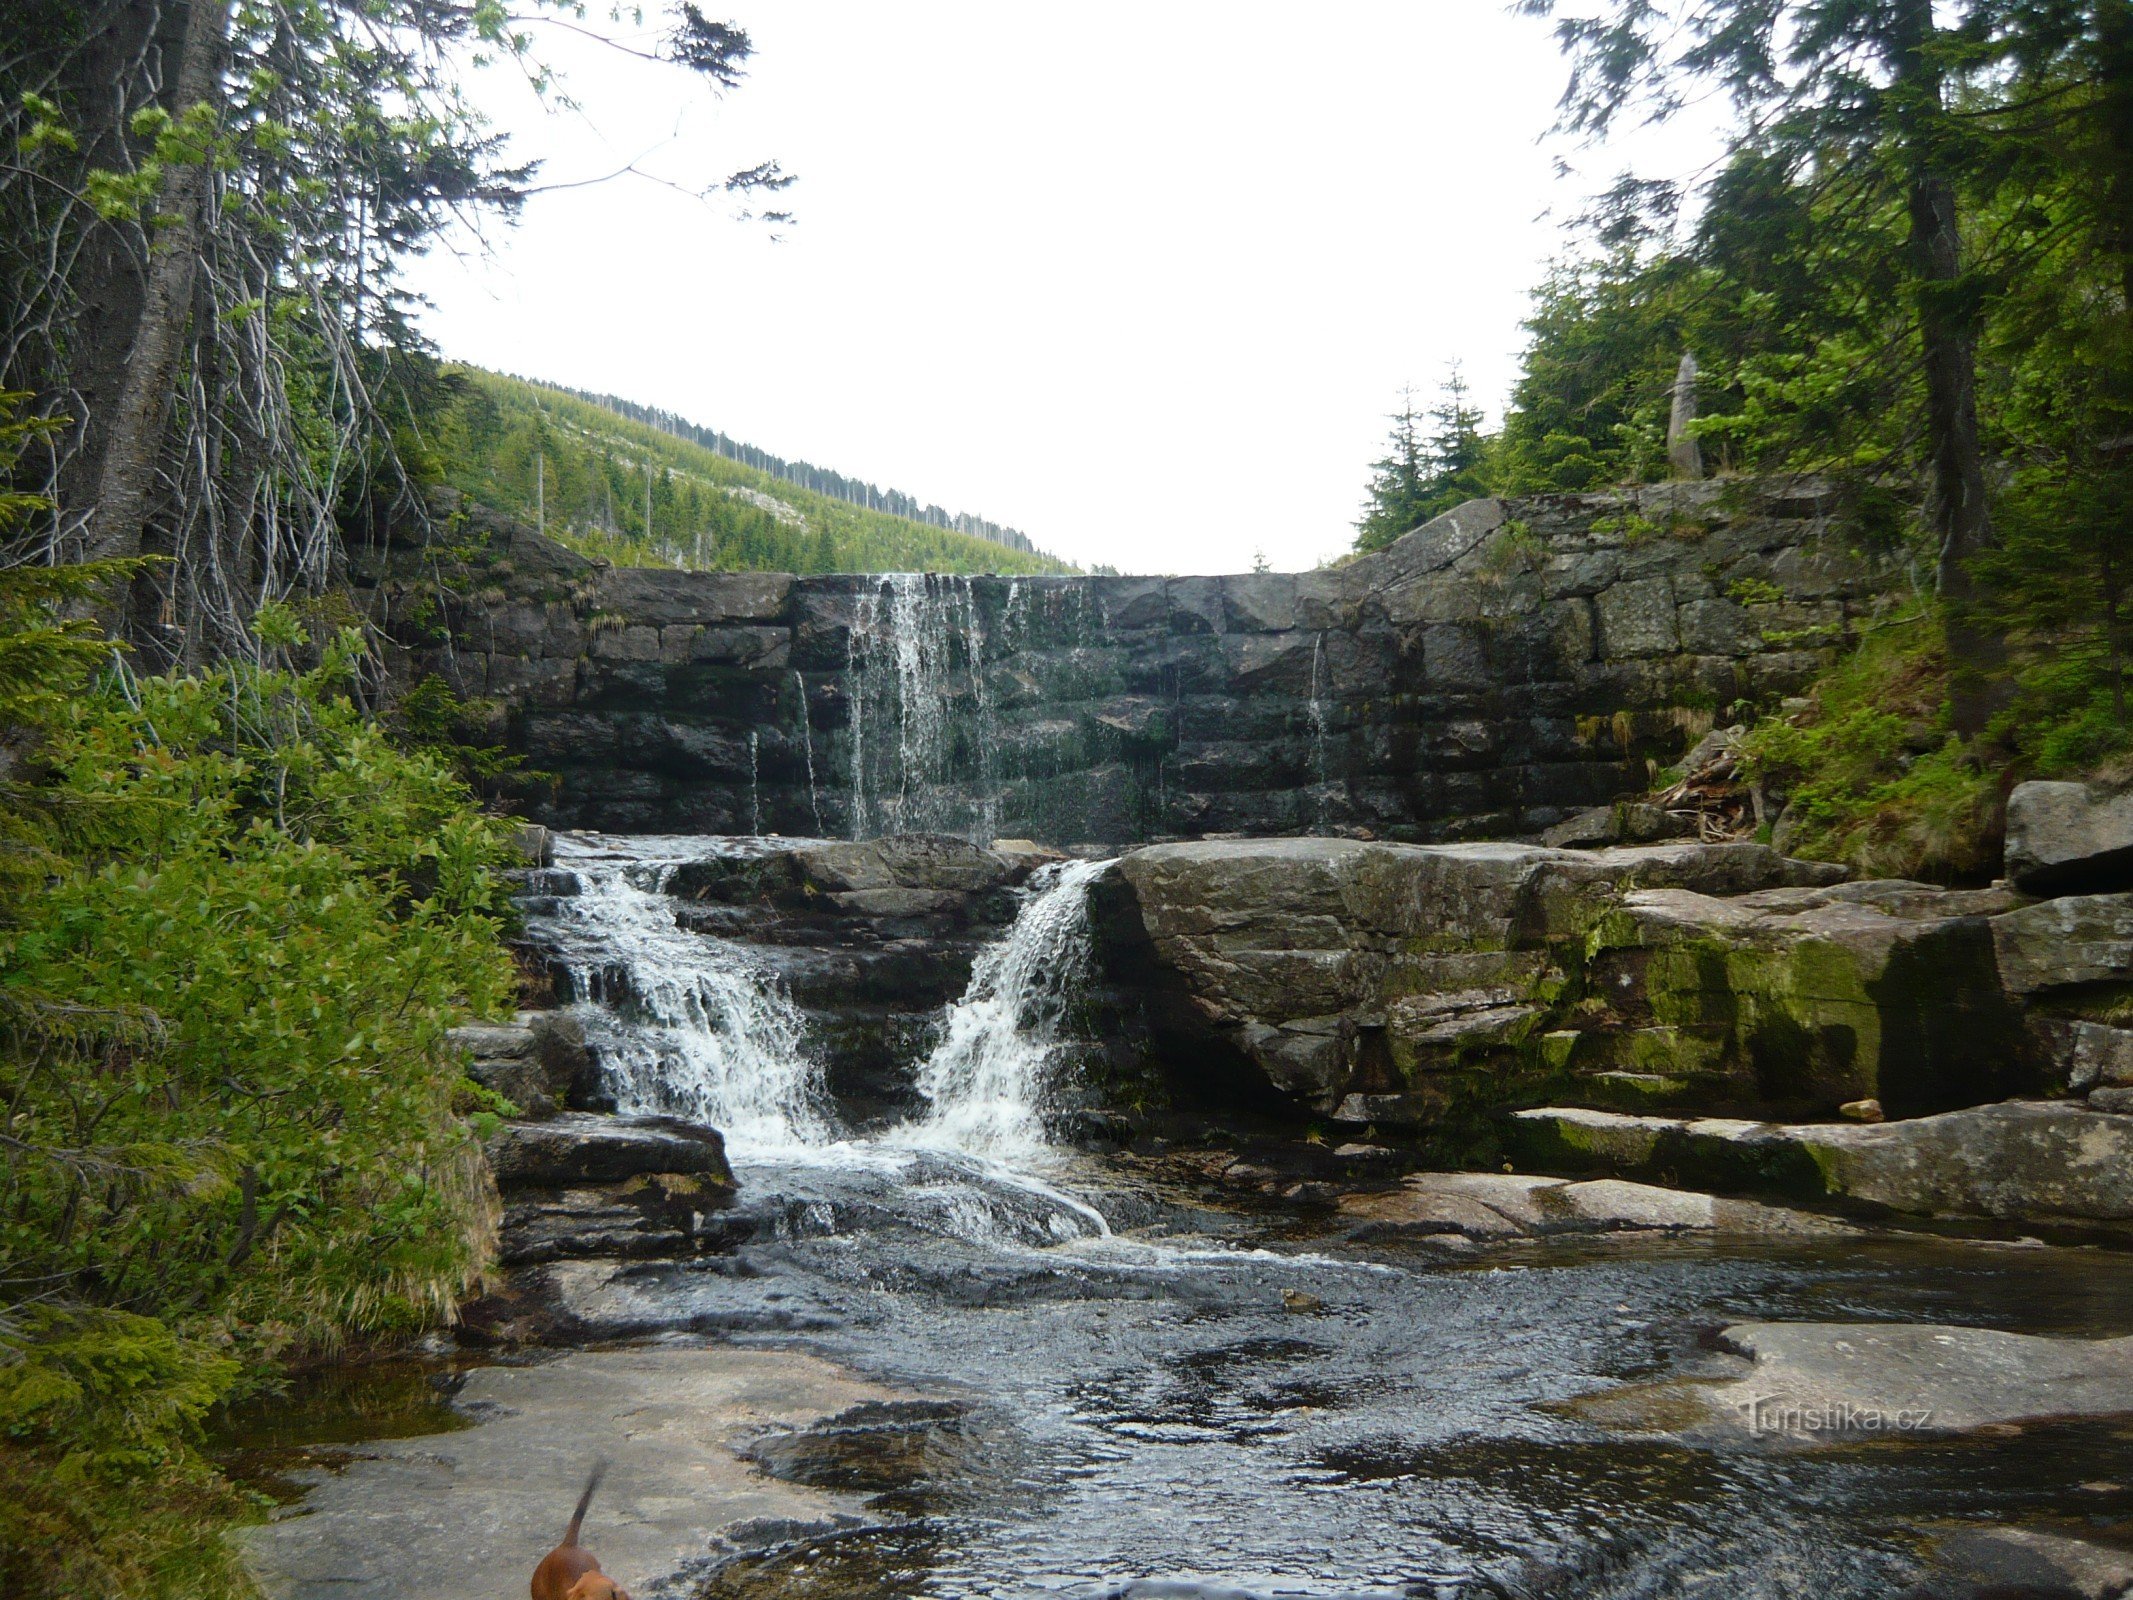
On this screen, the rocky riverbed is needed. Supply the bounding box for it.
[226,1145,2133,1600]
[224,823,2133,1599]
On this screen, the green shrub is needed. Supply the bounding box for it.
[1742,598,2133,880]
[0,457,516,1590]
[1740,612,1999,880]
[4,627,517,1366]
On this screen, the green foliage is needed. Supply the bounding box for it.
[1740,614,2000,880]
[1742,591,2133,880]
[1355,369,1493,553]
[1493,249,1705,493]
[0,1307,237,1478]
[423,369,1074,577]
[0,391,516,1586]
[4,635,518,1357]
[0,1443,253,1600]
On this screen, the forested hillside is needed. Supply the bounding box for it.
[427,371,1071,576]
[572,386,1044,554]
[1358,0,2133,882]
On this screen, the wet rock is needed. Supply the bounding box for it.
[744,1399,989,1509]
[485,1113,735,1192]
[498,1173,753,1265]
[1703,1321,2133,1438]
[795,835,1020,895]
[1917,1528,2133,1600]
[1338,1171,1849,1241]
[1510,1100,2133,1225]
[234,1345,916,1600]
[451,1012,590,1117]
[2005,779,2133,896]
[370,483,1896,847]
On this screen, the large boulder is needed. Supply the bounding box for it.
[794,834,1022,895]
[1336,1170,1848,1242]
[449,1011,592,1117]
[1540,801,1691,849]
[485,1113,735,1192]
[1509,1099,2133,1224]
[1593,879,2033,1117]
[1096,836,2067,1136]
[1702,1322,2133,1437]
[1584,1321,2133,1443]
[1991,891,2133,995]
[2004,779,2133,895]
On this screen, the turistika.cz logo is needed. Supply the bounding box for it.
[1738,1394,1935,1436]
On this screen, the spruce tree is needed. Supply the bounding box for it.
[1354,389,1433,553]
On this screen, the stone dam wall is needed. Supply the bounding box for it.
[354,479,1894,845]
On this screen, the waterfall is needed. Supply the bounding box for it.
[792,671,824,836]
[1308,630,1331,830]
[904,858,1109,1161]
[533,843,831,1153]
[747,731,761,836]
[843,573,999,842]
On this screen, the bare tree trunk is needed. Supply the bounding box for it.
[1889,0,2001,735]
[78,0,233,575]
[51,0,178,547]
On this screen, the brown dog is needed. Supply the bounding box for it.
[531,1464,632,1600]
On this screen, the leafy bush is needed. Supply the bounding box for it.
[1740,613,2000,881]
[1742,599,2133,881]
[0,391,517,1588]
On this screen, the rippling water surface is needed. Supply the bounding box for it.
[295,835,2133,1598]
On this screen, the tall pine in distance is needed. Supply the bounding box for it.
[1354,366,1491,553]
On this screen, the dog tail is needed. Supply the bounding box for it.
[563,1460,608,1548]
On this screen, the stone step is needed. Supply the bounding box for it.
[485,1112,735,1192]
[1337,1170,1851,1245]
[449,1010,592,1116]
[1505,1100,2133,1226]
[498,1174,753,1265]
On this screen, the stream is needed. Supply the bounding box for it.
[227,834,2133,1600]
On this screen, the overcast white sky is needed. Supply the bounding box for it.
[410,3,1731,574]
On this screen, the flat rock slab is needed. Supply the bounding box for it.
[1583,1321,2133,1443]
[2005,779,2133,895]
[487,1114,734,1191]
[1510,1101,2133,1224]
[1338,1171,1850,1242]
[236,1344,907,1600]
[1924,1527,2133,1600]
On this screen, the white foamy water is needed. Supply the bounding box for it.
[903,857,1111,1162]
[534,840,832,1154]
[532,836,1125,1247]
[843,572,1000,842]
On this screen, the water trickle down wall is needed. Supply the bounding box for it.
[357,481,1897,846]
[843,573,1001,842]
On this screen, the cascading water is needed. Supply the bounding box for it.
[906,857,1110,1161]
[843,573,1000,842]
[530,840,831,1153]
[1308,629,1332,829]
[790,669,825,835]
[532,833,1118,1246]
